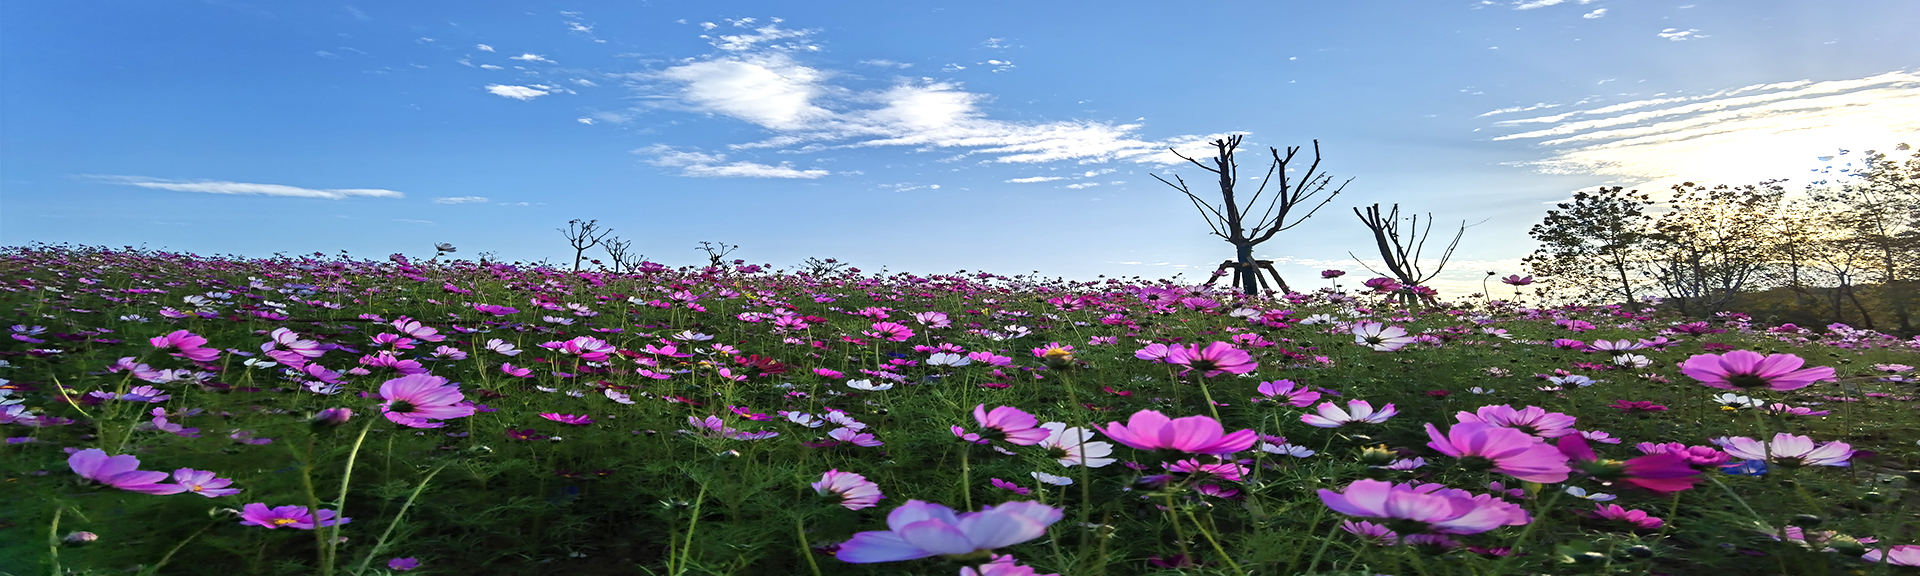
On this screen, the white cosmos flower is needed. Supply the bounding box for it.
[1037,422,1115,468]
[926,353,971,367]
[846,379,892,391]
[1031,471,1074,486]
[1564,486,1616,501]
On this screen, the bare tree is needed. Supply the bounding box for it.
[1153,135,1350,295]
[558,219,613,273]
[1350,203,1468,305]
[696,241,739,268]
[801,257,850,276]
[602,237,644,274]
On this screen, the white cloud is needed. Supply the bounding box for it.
[637,145,829,179]
[656,53,832,130]
[476,44,495,52]
[1658,28,1703,41]
[480,64,503,70]
[577,118,595,125]
[858,59,913,69]
[89,176,404,200]
[485,84,550,100]
[1006,176,1066,183]
[1582,8,1607,18]
[707,24,817,52]
[1489,70,1920,189]
[572,78,598,87]
[1478,102,1561,118]
[511,53,556,64]
[1512,0,1567,9]
[1064,182,1099,189]
[432,196,490,204]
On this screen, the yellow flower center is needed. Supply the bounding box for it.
[271,518,297,526]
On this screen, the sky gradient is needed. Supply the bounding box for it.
[4,1,1917,294]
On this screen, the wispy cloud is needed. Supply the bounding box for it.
[1006,176,1066,183]
[432,196,490,204]
[1487,70,1920,187]
[486,84,549,100]
[88,176,404,200]
[1657,28,1704,41]
[618,23,1228,176]
[1582,8,1607,18]
[638,145,829,179]
[476,44,495,52]
[510,53,556,64]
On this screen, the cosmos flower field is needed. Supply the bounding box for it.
[4,245,1918,575]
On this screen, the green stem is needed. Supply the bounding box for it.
[1303,521,1342,573]
[348,463,447,575]
[673,483,709,576]
[959,447,974,510]
[326,418,376,570]
[297,437,332,576]
[793,516,823,576]
[1197,374,1222,422]
[139,521,218,576]
[46,507,62,576]
[1183,509,1245,575]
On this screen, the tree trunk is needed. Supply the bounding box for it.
[1235,243,1258,296]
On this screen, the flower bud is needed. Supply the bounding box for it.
[1828,535,1867,556]
[310,408,353,429]
[1358,445,1397,466]
[62,531,99,546]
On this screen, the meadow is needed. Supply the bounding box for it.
[2,244,1916,576]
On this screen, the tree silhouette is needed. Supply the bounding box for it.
[558,219,613,273]
[1351,203,1467,305]
[1153,135,1349,295]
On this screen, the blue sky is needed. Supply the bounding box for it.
[4,1,1916,292]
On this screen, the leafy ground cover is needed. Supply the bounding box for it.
[2,245,1917,576]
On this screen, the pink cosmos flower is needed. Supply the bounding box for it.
[1455,404,1578,439]
[1300,400,1398,428]
[68,449,188,495]
[1680,350,1836,391]
[540,413,594,426]
[813,469,885,510]
[864,322,915,342]
[1099,410,1257,455]
[1713,433,1854,467]
[388,558,421,571]
[828,427,884,447]
[500,363,533,378]
[960,555,1058,576]
[1589,503,1662,529]
[173,468,242,498]
[968,352,1013,366]
[835,500,1063,563]
[1863,545,1920,566]
[952,405,1050,446]
[1635,442,1732,469]
[1608,400,1667,413]
[1317,479,1530,535]
[1134,343,1174,362]
[990,478,1032,495]
[237,503,350,530]
[377,374,476,429]
[390,316,445,342]
[1425,422,1572,483]
[911,311,951,328]
[1555,434,1698,493]
[1759,403,1830,417]
[1164,341,1257,377]
[1255,380,1322,407]
[150,330,219,362]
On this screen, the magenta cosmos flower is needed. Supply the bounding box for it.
[1713,433,1854,467]
[237,503,350,530]
[539,413,595,426]
[952,405,1050,446]
[1317,479,1530,535]
[377,374,476,429]
[1163,342,1257,377]
[1455,404,1578,439]
[68,449,187,495]
[836,500,1063,563]
[1863,545,1920,566]
[1680,350,1836,391]
[1588,503,1662,530]
[150,329,220,362]
[813,469,885,510]
[1555,435,1698,493]
[1099,410,1257,455]
[1425,422,1572,483]
[1255,380,1321,407]
[173,468,243,498]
